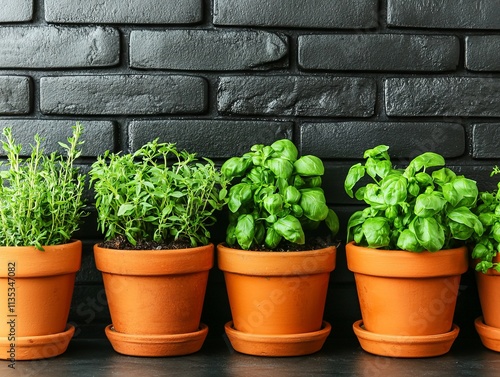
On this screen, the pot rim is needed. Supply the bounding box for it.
[0,240,82,277]
[94,242,214,276]
[217,243,336,276]
[346,241,468,278]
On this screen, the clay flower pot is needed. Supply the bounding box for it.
[217,243,336,356]
[346,241,468,358]
[474,256,500,352]
[94,243,213,357]
[0,240,82,360]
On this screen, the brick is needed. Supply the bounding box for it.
[128,120,293,157]
[40,75,207,115]
[387,0,500,29]
[0,76,30,114]
[301,122,465,159]
[130,30,288,71]
[214,0,378,29]
[0,0,32,22]
[472,123,500,158]
[466,36,500,71]
[45,0,202,24]
[218,76,376,117]
[0,120,115,157]
[298,34,459,71]
[0,27,119,68]
[385,78,500,117]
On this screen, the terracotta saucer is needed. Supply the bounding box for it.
[224,321,331,357]
[0,324,75,361]
[352,320,460,358]
[475,316,500,352]
[105,323,208,357]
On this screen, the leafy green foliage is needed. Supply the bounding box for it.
[221,139,339,250]
[90,140,228,248]
[0,123,86,250]
[344,145,483,252]
[472,166,500,273]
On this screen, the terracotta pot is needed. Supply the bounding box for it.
[94,243,213,356]
[346,242,467,357]
[217,243,336,356]
[0,240,82,360]
[474,255,500,351]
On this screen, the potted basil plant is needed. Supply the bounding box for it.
[344,145,483,358]
[90,139,228,357]
[217,139,339,357]
[472,166,500,352]
[0,123,86,360]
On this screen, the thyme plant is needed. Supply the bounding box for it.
[0,123,86,250]
[90,140,228,248]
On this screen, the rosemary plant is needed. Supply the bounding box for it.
[0,123,86,250]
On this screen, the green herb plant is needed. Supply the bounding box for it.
[90,140,228,248]
[0,123,86,250]
[221,139,339,250]
[345,145,483,252]
[472,166,500,273]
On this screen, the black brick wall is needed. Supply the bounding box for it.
[1,0,498,339]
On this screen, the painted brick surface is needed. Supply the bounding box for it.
[130,30,288,71]
[45,0,202,24]
[0,120,115,156]
[472,123,500,158]
[128,120,293,157]
[218,76,376,117]
[387,0,500,29]
[385,78,500,117]
[0,0,32,22]
[0,76,30,114]
[300,122,465,159]
[298,34,459,71]
[0,27,119,68]
[214,0,378,29]
[466,36,500,71]
[40,75,207,115]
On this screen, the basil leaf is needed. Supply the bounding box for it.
[273,215,305,244]
[235,214,255,250]
[396,229,423,252]
[263,193,283,215]
[267,157,294,179]
[300,188,329,221]
[432,167,456,186]
[294,155,324,176]
[363,183,386,209]
[361,217,390,248]
[347,210,366,242]
[228,183,253,213]
[411,217,445,252]
[447,207,484,238]
[408,152,445,172]
[414,193,446,217]
[325,208,340,238]
[381,174,407,205]
[452,177,479,208]
[270,139,298,162]
[265,227,282,249]
[363,145,390,159]
[221,156,252,179]
[284,186,301,204]
[345,163,365,198]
